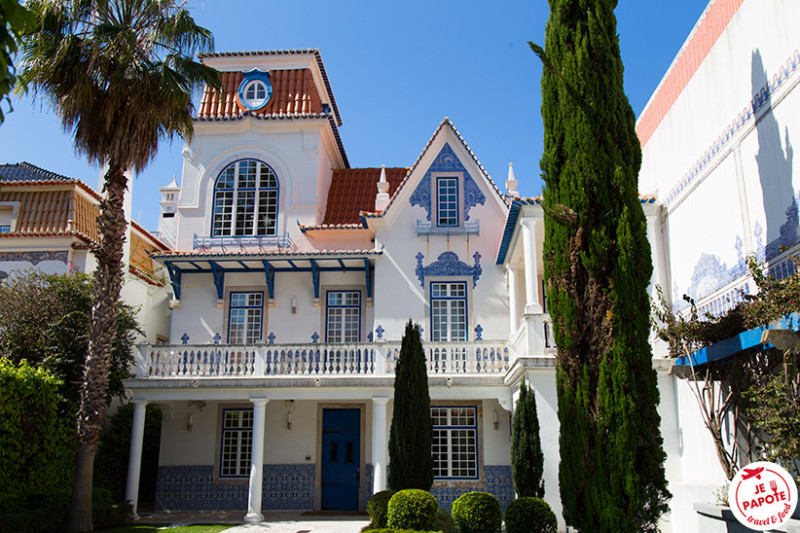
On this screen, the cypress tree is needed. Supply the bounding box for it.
[511,381,545,498]
[388,320,433,490]
[532,1,671,531]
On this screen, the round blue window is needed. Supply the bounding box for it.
[237,70,273,111]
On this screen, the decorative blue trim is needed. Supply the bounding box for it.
[474,325,483,341]
[237,69,273,111]
[263,261,275,299]
[267,332,276,345]
[416,251,483,288]
[209,261,225,300]
[409,143,486,223]
[311,332,320,344]
[363,258,373,298]
[165,262,182,300]
[367,332,373,342]
[0,250,68,265]
[310,260,320,299]
[375,325,385,340]
[181,333,189,344]
[213,333,222,344]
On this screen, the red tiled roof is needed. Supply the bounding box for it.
[198,69,323,118]
[323,168,407,225]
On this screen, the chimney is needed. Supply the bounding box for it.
[157,176,181,249]
[505,162,519,200]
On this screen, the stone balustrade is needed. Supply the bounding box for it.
[136,341,509,378]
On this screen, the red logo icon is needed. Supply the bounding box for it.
[730,461,797,530]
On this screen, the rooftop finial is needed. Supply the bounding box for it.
[505,162,519,200]
[375,165,390,211]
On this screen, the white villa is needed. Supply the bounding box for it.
[4,0,795,532]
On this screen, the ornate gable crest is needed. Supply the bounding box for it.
[415,251,482,288]
[409,143,486,221]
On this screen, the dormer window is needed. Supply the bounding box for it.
[237,69,272,111]
[212,159,279,237]
[243,80,268,108]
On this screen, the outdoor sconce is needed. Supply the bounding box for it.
[493,410,499,430]
[187,414,194,432]
[291,297,297,314]
[286,399,295,430]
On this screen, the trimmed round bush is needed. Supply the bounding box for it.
[451,491,501,533]
[504,497,557,533]
[387,489,438,531]
[367,489,396,528]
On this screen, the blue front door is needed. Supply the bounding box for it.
[321,408,360,510]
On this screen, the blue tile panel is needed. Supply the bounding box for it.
[365,464,513,512]
[430,465,514,512]
[156,464,315,511]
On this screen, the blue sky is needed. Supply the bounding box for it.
[0,1,709,232]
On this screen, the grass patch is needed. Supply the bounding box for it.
[101,525,232,533]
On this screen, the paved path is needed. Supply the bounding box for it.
[138,510,370,533]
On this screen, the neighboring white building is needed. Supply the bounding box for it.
[120,1,800,531]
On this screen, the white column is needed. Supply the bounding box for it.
[245,398,268,524]
[507,266,519,335]
[372,397,390,494]
[125,399,148,519]
[522,218,543,314]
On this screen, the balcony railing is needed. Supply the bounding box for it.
[193,233,294,250]
[136,341,508,379]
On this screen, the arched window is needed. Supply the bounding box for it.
[242,79,268,109]
[212,159,279,237]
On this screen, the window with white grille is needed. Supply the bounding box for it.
[431,406,478,479]
[228,292,263,344]
[326,291,360,343]
[220,409,253,477]
[212,159,278,237]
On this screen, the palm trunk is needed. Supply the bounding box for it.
[68,163,128,533]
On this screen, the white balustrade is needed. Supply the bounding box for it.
[137,341,508,378]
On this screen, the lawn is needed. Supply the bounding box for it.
[102,525,232,533]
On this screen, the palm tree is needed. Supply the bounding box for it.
[19,2,219,531]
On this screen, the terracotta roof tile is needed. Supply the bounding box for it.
[323,168,407,225]
[198,69,323,119]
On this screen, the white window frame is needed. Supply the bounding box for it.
[0,202,20,233]
[430,281,468,342]
[212,159,279,238]
[431,172,463,228]
[227,291,264,344]
[219,407,254,478]
[431,405,479,480]
[242,79,269,109]
[325,290,361,343]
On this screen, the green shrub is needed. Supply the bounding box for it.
[451,491,501,533]
[361,529,442,533]
[433,507,457,533]
[387,489,437,531]
[0,358,74,496]
[367,489,396,528]
[504,497,557,533]
[0,487,131,533]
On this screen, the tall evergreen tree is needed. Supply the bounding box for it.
[511,381,545,498]
[388,320,433,490]
[532,1,670,531]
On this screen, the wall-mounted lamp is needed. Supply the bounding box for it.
[493,410,499,430]
[187,413,194,432]
[291,297,297,314]
[286,399,295,430]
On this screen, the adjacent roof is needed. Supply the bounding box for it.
[322,168,407,225]
[1,161,80,183]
